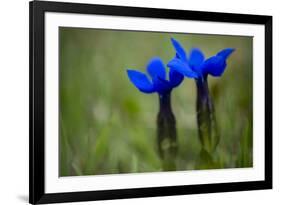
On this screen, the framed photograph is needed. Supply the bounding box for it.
[29,0,272,204]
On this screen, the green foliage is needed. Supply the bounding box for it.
[59,28,253,176]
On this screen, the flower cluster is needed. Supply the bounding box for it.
[127,38,234,94]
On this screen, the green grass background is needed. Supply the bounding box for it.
[59,27,253,176]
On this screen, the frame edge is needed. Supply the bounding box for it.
[264,15,273,189]
[29,1,46,204]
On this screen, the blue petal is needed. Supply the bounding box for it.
[169,68,184,87]
[153,77,172,94]
[189,48,205,69]
[171,38,188,62]
[217,48,235,59]
[167,57,198,79]
[127,70,155,93]
[201,56,226,77]
[146,57,166,80]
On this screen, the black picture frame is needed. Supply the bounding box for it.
[29,0,272,204]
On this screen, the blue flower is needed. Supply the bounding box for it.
[127,57,184,94]
[167,38,235,79]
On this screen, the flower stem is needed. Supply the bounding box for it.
[196,77,219,154]
[195,148,216,169]
[157,92,177,171]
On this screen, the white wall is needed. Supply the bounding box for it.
[0,0,279,204]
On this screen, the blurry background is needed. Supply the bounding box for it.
[59,28,252,176]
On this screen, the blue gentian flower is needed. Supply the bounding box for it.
[126,57,182,166]
[167,38,235,80]
[127,57,184,95]
[167,38,235,156]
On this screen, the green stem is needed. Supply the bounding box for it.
[195,149,216,169]
[196,77,219,154]
[157,92,177,171]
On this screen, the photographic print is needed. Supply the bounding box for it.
[30,1,272,203]
[59,28,253,176]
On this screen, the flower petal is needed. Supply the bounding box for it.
[169,68,184,87]
[146,57,166,80]
[217,48,235,59]
[201,56,226,77]
[153,77,172,94]
[171,38,188,62]
[189,48,205,69]
[202,48,235,77]
[127,70,155,93]
[167,57,198,79]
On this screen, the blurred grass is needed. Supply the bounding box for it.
[59,27,253,176]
